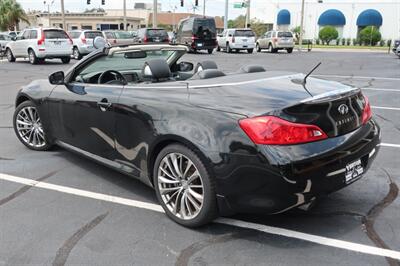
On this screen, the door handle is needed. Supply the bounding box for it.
[97,99,112,111]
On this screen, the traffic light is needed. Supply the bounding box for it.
[195,0,198,6]
[180,0,184,7]
[87,0,90,4]
[101,0,105,4]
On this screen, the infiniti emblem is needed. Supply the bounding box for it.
[338,104,349,115]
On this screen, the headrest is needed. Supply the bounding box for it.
[195,60,218,73]
[193,69,226,79]
[239,65,266,73]
[142,58,171,81]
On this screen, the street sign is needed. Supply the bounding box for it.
[234,2,247,8]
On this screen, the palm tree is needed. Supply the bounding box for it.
[0,0,30,31]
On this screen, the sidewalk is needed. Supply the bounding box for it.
[310,47,390,53]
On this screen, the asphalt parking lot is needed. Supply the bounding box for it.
[0,49,400,266]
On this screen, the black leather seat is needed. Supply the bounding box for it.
[190,69,226,80]
[239,65,266,73]
[194,60,218,73]
[142,58,172,82]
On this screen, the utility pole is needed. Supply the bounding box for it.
[298,0,305,51]
[203,0,206,17]
[153,0,157,27]
[60,0,65,30]
[245,0,250,28]
[224,0,228,30]
[123,0,127,30]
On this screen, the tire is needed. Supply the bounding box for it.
[256,43,261,52]
[247,48,254,54]
[216,45,220,52]
[38,58,45,64]
[6,48,15,62]
[226,43,231,53]
[13,100,52,151]
[153,144,218,227]
[207,49,213,54]
[287,48,293,54]
[61,57,70,64]
[28,49,38,64]
[268,44,274,53]
[73,47,82,60]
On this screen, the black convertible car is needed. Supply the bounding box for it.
[13,44,380,227]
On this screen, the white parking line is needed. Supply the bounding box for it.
[372,106,400,111]
[381,143,400,148]
[313,74,400,81]
[1,173,400,260]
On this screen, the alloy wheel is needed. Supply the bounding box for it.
[157,152,204,220]
[7,50,12,60]
[73,48,80,60]
[29,51,35,64]
[15,106,46,148]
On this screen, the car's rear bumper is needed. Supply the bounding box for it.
[37,48,73,58]
[276,44,294,49]
[214,119,380,215]
[78,45,95,55]
[230,43,256,49]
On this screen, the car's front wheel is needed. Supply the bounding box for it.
[61,57,70,64]
[207,49,213,54]
[153,144,218,227]
[73,47,82,60]
[256,43,261,52]
[6,48,15,62]
[13,101,52,151]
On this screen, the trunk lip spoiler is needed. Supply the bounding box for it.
[300,87,361,104]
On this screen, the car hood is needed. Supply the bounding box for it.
[187,71,353,117]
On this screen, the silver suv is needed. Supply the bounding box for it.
[256,31,294,53]
[69,30,103,60]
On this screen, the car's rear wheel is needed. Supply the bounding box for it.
[6,48,15,62]
[247,48,254,53]
[13,101,52,151]
[207,49,213,54]
[268,44,274,53]
[287,48,293,53]
[73,47,82,60]
[256,43,261,52]
[61,57,70,64]
[153,144,218,227]
[28,49,38,64]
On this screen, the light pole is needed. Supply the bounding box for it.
[203,0,206,17]
[245,0,250,28]
[224,0,228,30]
[153,0,157,28]
[43,0,54,27]
[298,0,305,50]
[60,0,65,30]
[123,0,127,30]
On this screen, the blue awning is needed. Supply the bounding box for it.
[318,9,346,26]
[357,9,383,26]
[277,9,291,25]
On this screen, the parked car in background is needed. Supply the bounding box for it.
[2,31,19,38]
[256,30,294,53]
[69,30,103,60]
[0,33,12,53]
[393,39,400,53]
[176,16,217,54]
[395,45,400,58]
[5,28,72,64]
[103,30,134,46]
[217,28,256,53]
[134,28,169,44]
[168,31,176,44]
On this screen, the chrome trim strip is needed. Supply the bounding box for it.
[326,168,346,177]
[300,87,361,104]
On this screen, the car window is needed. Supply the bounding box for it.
[278,32,293,38]
[74,50,176,83]
[147,29,168,37]
[84,31,103,39]
[22,30,30,39]
[182,21,191,32]
[193,19,216,33]
[30,30,37,39]
[105,32,114,39]
[69,31,81,38]
[234,30,255,37]
[114,31,133,39]
[44,29,69,39]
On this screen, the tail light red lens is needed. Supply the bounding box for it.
[143,36,148,43]
[191,35,198,40]
[37,29,45,45]
[80,36,87,44]
[239,116,328,145]
[232,36,235,43]
[273,37,278,42]
[361,94,372,124]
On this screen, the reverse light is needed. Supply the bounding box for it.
[37,29,45,45]
[361,94,372,124]
[239,116,328,145]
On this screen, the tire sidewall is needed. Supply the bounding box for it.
[153,144,217,227]
[13,101,52,151]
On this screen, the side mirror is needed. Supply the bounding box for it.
[178,62,194,72]
[49,71,65,85]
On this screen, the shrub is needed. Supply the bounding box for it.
[342,38,346,45]
[319,26,339,45]
[316,39,320,45]
[379,39,385,47]
[346,38,351,45]
[359,26,381,46]
[353,38,358,45]
[336,38,340,46]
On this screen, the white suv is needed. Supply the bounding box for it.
[69,30,103,60]
[217,28,256,53]
[256,31,294,53]
[6,28,73,64]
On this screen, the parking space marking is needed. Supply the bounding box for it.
[381,143,400,148]
[313,74,400,81]
[372,106,400,111]
[1,173,400,260]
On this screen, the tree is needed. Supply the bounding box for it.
[0,0,30,31]
[291,26,301,41]
[226,15,267,37]
[318,26,338,45]
[359,26,381,46]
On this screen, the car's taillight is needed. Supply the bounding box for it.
[191,35,198,40]
[239,116,328,145]
[273,37,278,42]
[143,36,148,43]
[361,94,372,124]
[80,35,87,44]
[232,36,235,43]
[37,29,45,45]
[113,39,117,44]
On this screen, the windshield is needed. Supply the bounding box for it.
[114,31,133,39]
[278,32,293,38]
[44,30,69,39]
[84,31,103,39]
[78,50,176,78]
[147,29,168,37]
[234,30,255,37]
[193,19,216,33]
[69,31,81,38]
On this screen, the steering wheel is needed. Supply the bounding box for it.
[98,70,127,85]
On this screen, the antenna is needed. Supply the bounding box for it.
[303,62,321,84]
